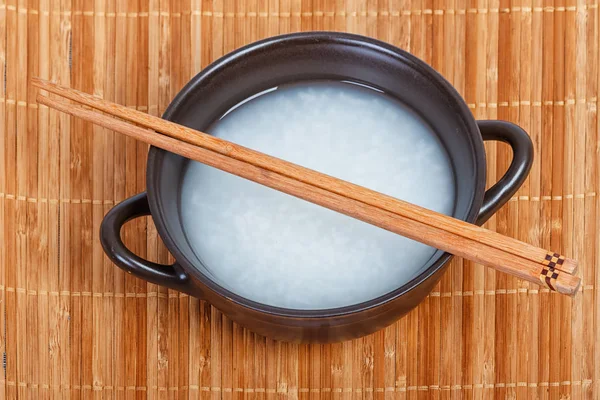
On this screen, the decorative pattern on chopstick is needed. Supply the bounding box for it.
[538,253,566,291]
[35,92,581,297]
[539,266,560,291]
[30,77,578,275]
[542,252,566,268]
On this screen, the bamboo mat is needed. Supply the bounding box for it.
[0,0,598,398]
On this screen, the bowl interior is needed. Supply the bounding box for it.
[147,32,484,312]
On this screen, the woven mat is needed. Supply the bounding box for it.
[1,0,598,398]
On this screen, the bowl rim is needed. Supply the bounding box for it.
[146,31,486,318]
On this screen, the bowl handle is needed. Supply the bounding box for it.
[100,192,197,296]
[476,120,533,225]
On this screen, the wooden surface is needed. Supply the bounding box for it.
[0,0,598,399]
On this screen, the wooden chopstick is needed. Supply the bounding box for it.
[31,77,578,275]
[36,93,581,296]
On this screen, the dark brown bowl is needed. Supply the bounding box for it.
[100,32,533,343]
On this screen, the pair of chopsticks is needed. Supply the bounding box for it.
[32,77,581,297]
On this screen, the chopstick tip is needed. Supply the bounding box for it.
[36,93,53,108]
[30,76,44,87]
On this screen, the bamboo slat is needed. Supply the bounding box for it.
[1,0,599,398]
